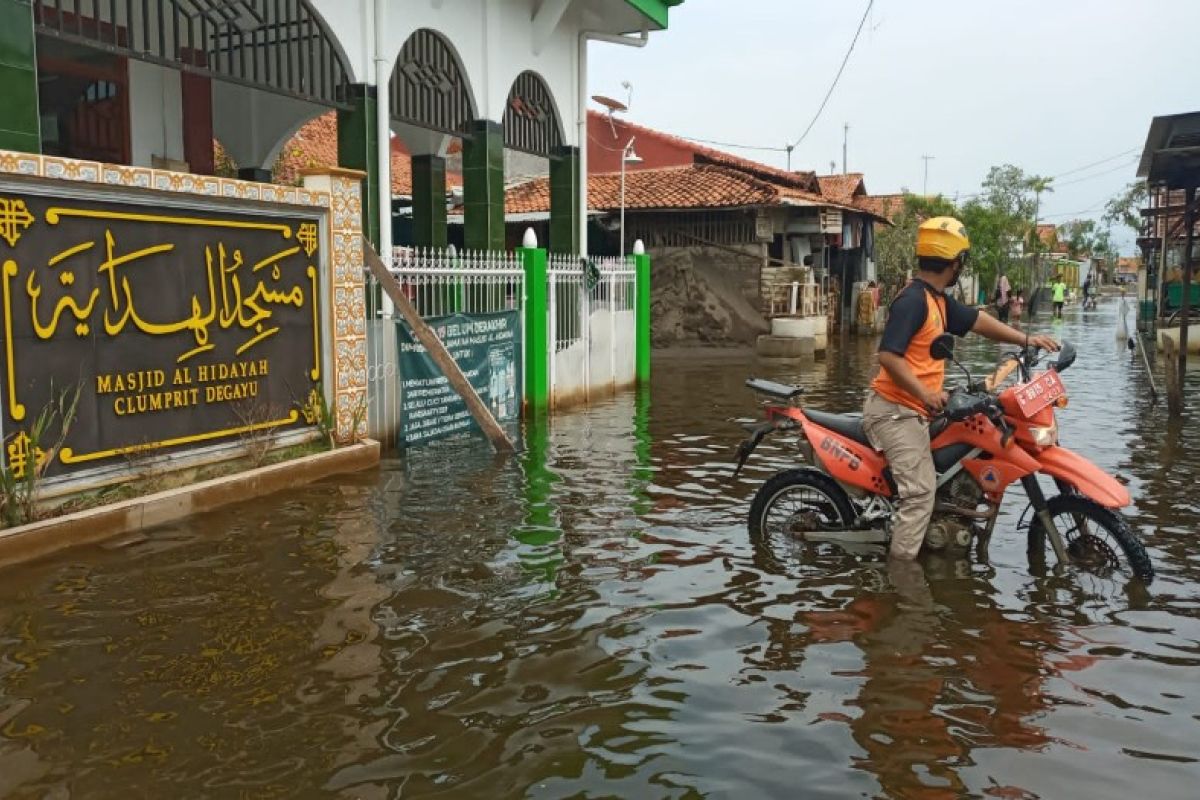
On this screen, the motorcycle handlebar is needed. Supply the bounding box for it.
[940,389,1000,422]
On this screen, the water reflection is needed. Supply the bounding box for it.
[0,300,1197,798]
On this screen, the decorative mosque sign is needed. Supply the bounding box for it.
[0,187,322,477]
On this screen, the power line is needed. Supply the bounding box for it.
[951,149,1141,202]
[1041,203,1108,220]
[1051,157,1140,188]
[674,135,788,153]
[1051,148,1139,179]
[789,0,874,149]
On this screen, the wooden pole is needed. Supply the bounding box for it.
[1164,333,1182,416]
[1178,185,1195,410]
[362,237,516,453]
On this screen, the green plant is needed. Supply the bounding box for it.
[232,400,284,468]
[347,394,368,444]
[297,383,337,449]
[0,383,82,528]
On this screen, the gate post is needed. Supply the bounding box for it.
[633,240,651,385]
[520,230,550,413]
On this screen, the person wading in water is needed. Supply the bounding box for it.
[862,217,1059,562]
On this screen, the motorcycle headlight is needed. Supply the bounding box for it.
[1029,419,1058,446]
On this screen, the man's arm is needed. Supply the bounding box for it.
[972,312,1058,351]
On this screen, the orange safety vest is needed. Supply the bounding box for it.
[871,287,948,415]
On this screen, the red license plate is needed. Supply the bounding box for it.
[1014,370,1066,416]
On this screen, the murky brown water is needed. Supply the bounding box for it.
[2,299,1199,799]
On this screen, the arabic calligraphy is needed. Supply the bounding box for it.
[27,230,306,363]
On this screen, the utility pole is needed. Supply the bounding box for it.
[921,154,935,196]
[842,123,849,174]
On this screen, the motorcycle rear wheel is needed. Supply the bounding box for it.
[748,469,855,539]
[1028,494,1154,583]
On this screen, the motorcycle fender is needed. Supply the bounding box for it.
[800,418,893,497]
[1036,445,1131,508]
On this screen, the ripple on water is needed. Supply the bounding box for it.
[0,301,1199,798]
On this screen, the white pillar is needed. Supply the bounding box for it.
[374,0,393,314]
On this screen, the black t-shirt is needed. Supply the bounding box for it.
[878,279,979,356]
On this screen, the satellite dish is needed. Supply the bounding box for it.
[592,95,628,114]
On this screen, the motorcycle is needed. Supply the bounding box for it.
[734,335,1154,583]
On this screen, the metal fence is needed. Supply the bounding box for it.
[363,247,525,443]
[548,254,637,406]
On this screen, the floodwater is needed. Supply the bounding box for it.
[1,299,1199,799]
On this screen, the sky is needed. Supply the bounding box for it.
[589,0,1200,254]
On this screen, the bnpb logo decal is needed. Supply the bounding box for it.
[820,436,861,471]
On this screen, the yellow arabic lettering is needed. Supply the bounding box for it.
[26,270,100,340]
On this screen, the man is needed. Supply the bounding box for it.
[1052,274,1068,318]
[862,217,1058,561]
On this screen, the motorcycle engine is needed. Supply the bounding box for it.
[925,472,985,552]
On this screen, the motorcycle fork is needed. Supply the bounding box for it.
[973,499,1002,562]
[1022,475,1069,565]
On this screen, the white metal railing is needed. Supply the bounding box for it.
[548,253,637,406]
[364,247,526,443]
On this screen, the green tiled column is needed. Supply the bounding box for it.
[549,145,580,255]
[0,0,40,154]
[463,119,504,251]
[520,244,549,412]
[635,250,652,384]
[411,154,447,248]
[337,84,380,247]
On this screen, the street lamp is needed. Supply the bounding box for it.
[620,138,642,257]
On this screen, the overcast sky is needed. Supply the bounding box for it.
[589,0,1200,253]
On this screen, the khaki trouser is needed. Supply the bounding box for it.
[861,391,936,560]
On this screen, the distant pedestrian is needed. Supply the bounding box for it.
[994,272,1011,322]
[1010,288,1025,323]
[1052,274,1068,319]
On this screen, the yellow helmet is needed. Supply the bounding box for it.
[916,216,970,262]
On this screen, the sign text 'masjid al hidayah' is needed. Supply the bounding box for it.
[0,189,322,477]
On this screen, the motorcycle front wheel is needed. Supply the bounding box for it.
[1028,494,1154,583]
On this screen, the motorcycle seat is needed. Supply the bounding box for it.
[804,409,871,446]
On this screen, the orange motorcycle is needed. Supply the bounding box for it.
[735,335,1153,583]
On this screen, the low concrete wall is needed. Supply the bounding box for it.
[0,440,381,569]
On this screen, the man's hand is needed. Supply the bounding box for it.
[1027,334,1060,352]
[921,388,949,413]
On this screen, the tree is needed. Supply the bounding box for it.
[1059,218,1099,259]
[1103,180,1149,240]
[957,165,1045,294]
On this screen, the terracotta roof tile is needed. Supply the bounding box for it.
[816,173,866,205]
[271,111,462,194]
[858,193,906,222]
[504,163,864,215]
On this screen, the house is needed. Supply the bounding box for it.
[488,126,890,342]
[1116,256,1141,285]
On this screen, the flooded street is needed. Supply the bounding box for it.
[2,298,1199,799]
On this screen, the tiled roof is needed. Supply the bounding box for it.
[816,173,866,205]
[587,111,820,193]
[271,111,462,194]
[859,193,906,222]
[504,163,866,215]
